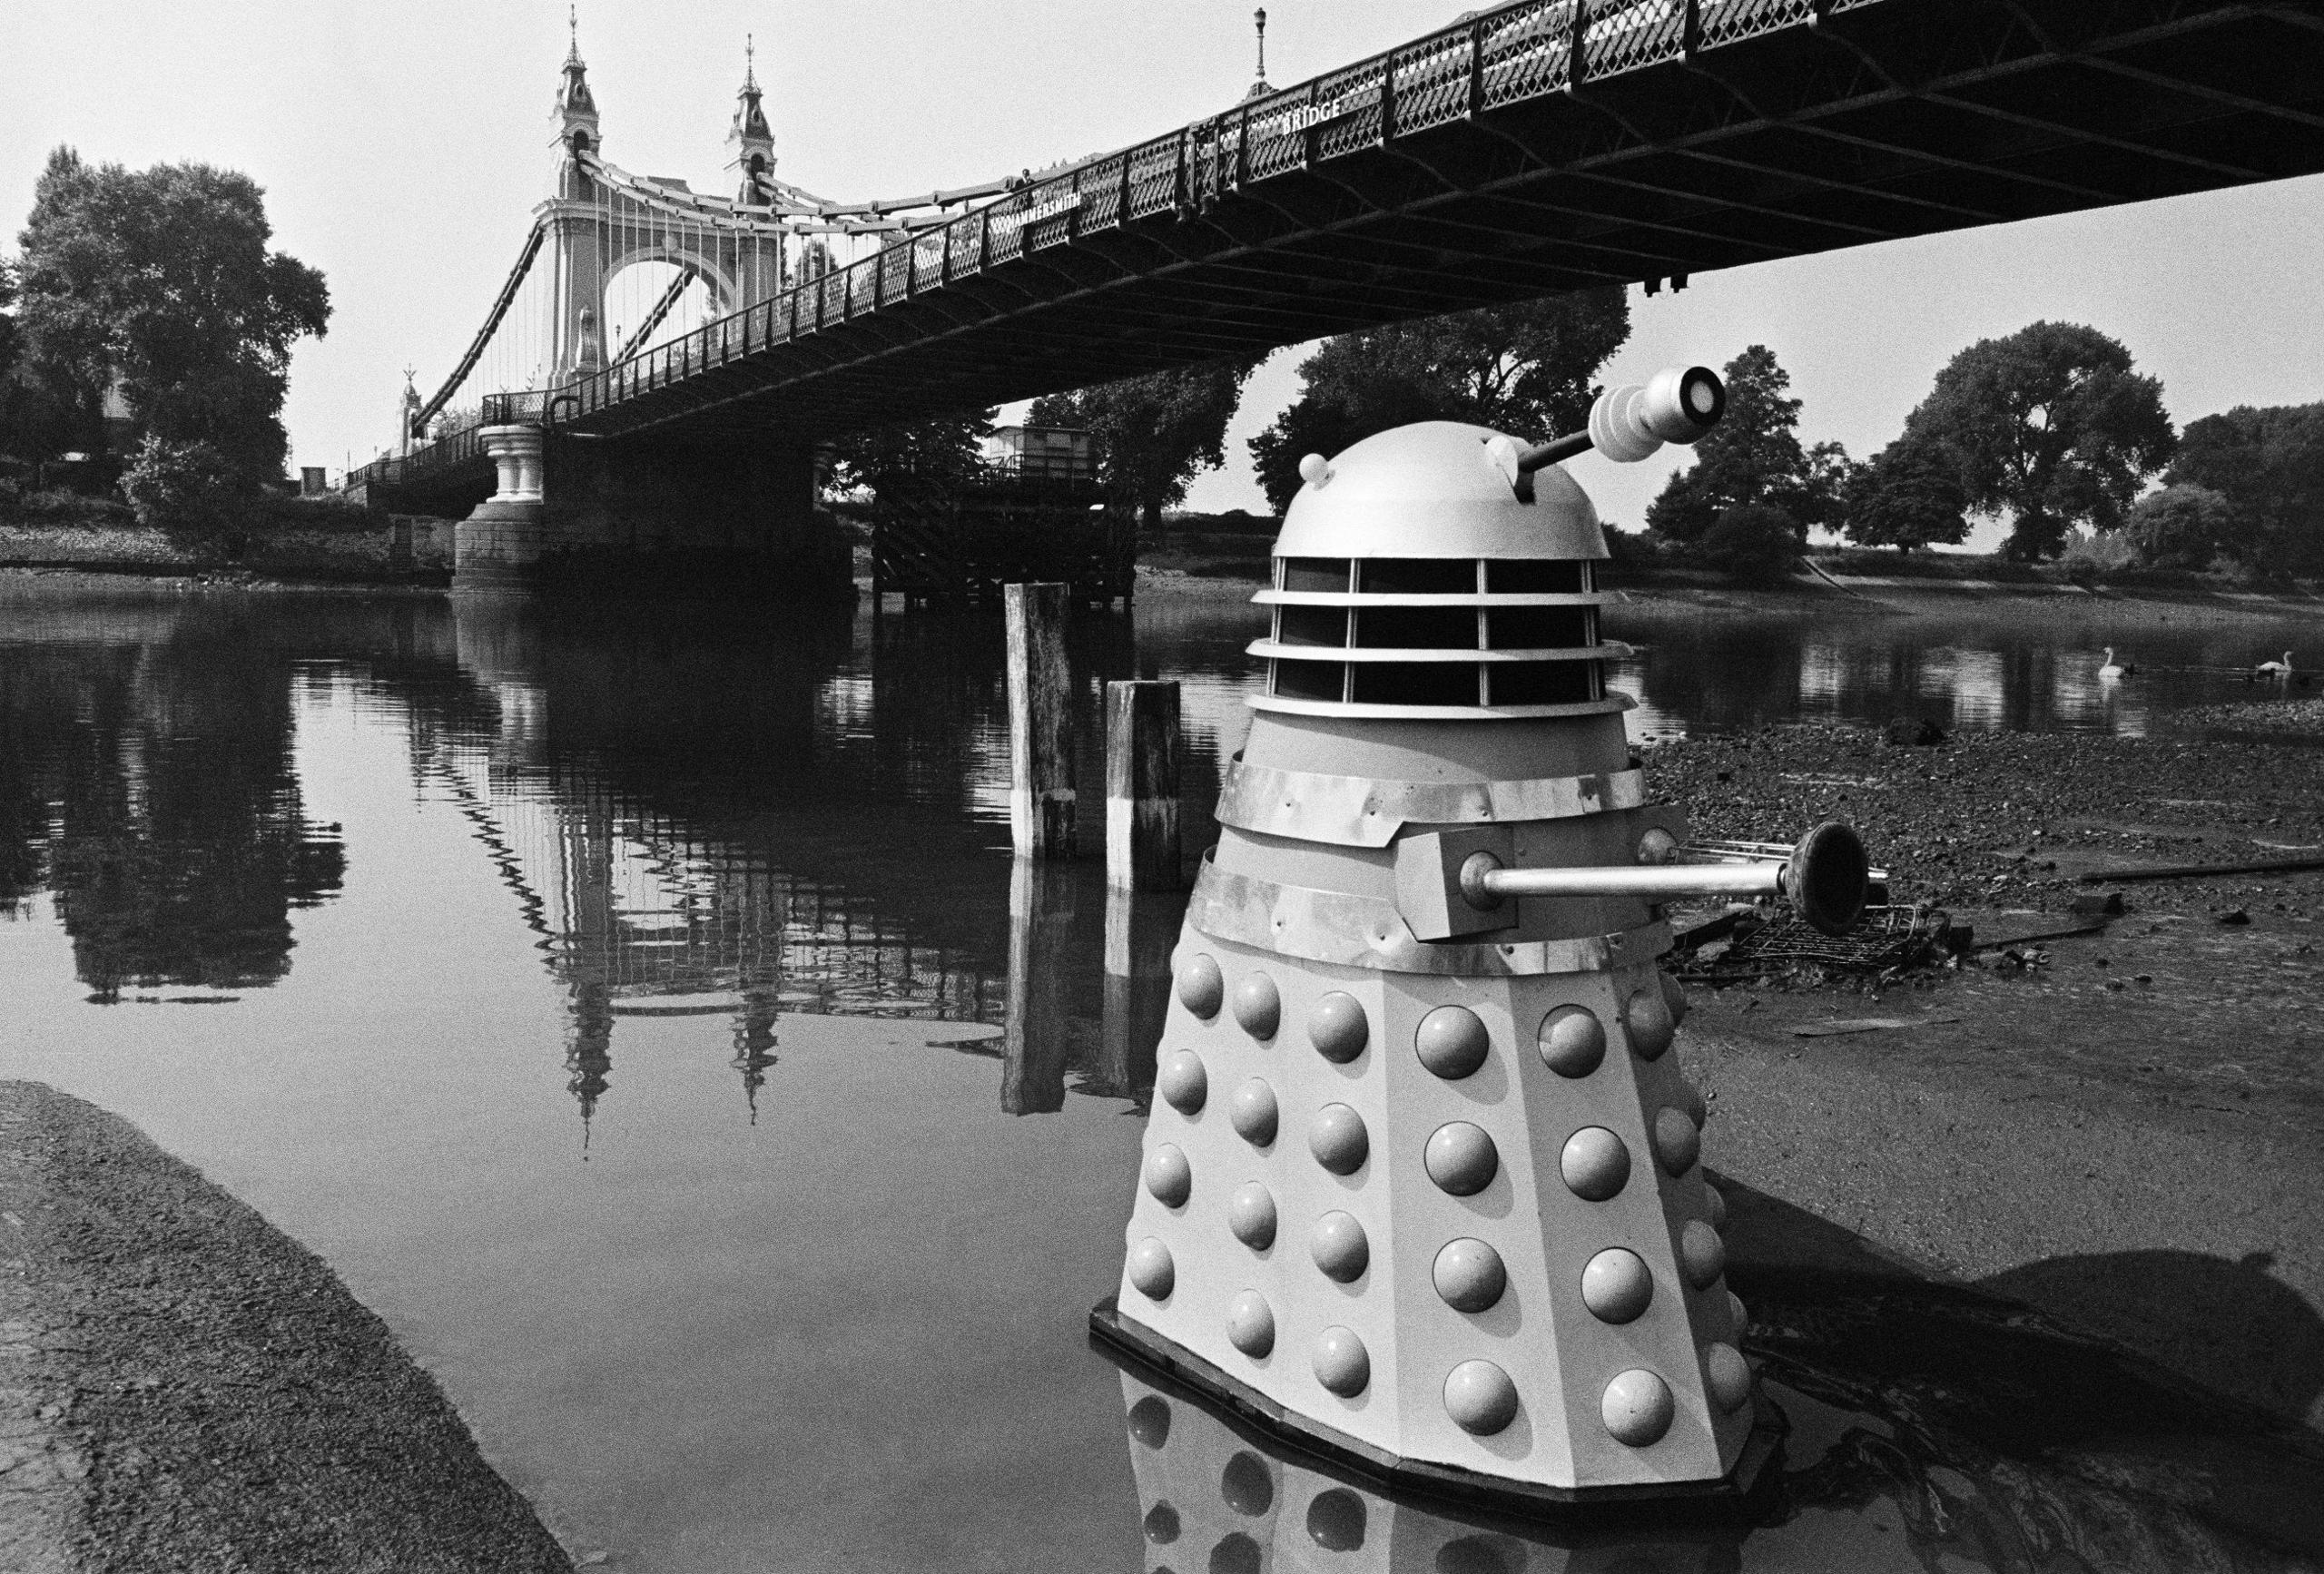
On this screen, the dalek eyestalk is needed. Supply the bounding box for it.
[1490,365,1728,499]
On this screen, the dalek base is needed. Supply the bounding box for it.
[1090,1297,1785,1516]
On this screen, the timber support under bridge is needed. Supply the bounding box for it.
[357,0,2324,594]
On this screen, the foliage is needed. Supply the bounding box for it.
[1691,503,1802,586]
[119,437,248,543]
[1645,346,1846,545]
[2121,483,2245,572]
[2163,402,2324,576]
[14,147,330,478]
[1247,290,1630,512]
[0,483,137,527]
[247,491,395,535]
[1029,359,1257,532]
[823,408,998,493]
[0,258,16,384]
[1840,434,1969,552]
[0,258,79,462]
[2056,527,2138,586]
[1896,320,2174,562]
[793,238,835,282]
[1599,522,1665,567]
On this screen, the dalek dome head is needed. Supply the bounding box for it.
[1252,420,1622,721]
[1275,420,1606,562]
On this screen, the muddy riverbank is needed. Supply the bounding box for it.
[1635,710,2324,1431]
[0,1082,570,1574]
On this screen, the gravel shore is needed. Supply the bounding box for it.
[0,1082,570,1574]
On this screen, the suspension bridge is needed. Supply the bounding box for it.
[350,0,2324,593]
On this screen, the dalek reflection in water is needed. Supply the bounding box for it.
[1097,380,1778,1497]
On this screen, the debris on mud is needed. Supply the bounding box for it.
[1670,901,1965,990]
[1643,723,2324,920]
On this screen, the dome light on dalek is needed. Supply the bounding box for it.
[1092,363,1870,1507]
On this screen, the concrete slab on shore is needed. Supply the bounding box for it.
[0,1081,571,1574]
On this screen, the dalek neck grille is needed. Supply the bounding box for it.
[1247,421,1631,721]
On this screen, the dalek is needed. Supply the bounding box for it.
[1091,366,1868,1504]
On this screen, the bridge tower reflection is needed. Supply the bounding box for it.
[434,612,1000,1132]
[435,595,1187,1130]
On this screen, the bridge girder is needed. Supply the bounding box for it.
[456,0,2324,446]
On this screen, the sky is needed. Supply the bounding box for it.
[9,0,2324,547]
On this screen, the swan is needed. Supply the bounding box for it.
[2257,650,2296,679]
[2098,646,2135,679]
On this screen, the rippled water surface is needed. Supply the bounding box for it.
[1,579,2316,1571]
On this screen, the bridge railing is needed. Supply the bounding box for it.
[554,0,1872,428]
[481,389,551,425]
[342,416,492,497]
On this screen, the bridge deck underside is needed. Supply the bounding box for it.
[361,453,498,517]
[566,0,2324,442]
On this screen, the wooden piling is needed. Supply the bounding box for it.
[1003,856,1076,1115]
[1098,884,1177,1098]
[1106,679,1182,891]
[1006,582,1075,858]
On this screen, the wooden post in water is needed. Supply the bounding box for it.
[1098,883,1177,1099]
[1106,680,1182,891]
[1006,582,1075,858]
[1002,856,1076,1115]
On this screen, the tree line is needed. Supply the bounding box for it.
[858,300,2319,585]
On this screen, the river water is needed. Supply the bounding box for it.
[1,578,2317,1571]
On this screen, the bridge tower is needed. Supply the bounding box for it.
[724,41,785,302]
[727,38,774,206]
[545,20,607,384]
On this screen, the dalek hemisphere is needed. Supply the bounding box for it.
[1092,366,1871,1502]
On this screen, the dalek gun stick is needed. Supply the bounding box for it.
[1399,820,1874,942]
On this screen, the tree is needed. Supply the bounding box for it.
[1840,435,1969,552]
[1645,345,1846,545]
[15,147,330,478]
[1029,359,1256,534]
[2122,483,2246,571]
[2164,402,2324,576]
[1694,503,1802,586]
[823,408,997,494]
[1247,290,1630,512]
[1896,320,2174,562]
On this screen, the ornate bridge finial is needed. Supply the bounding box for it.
[1243,7,1275,100]
[728,31,775,198]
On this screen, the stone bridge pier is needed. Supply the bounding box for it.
[453,425,853,601]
